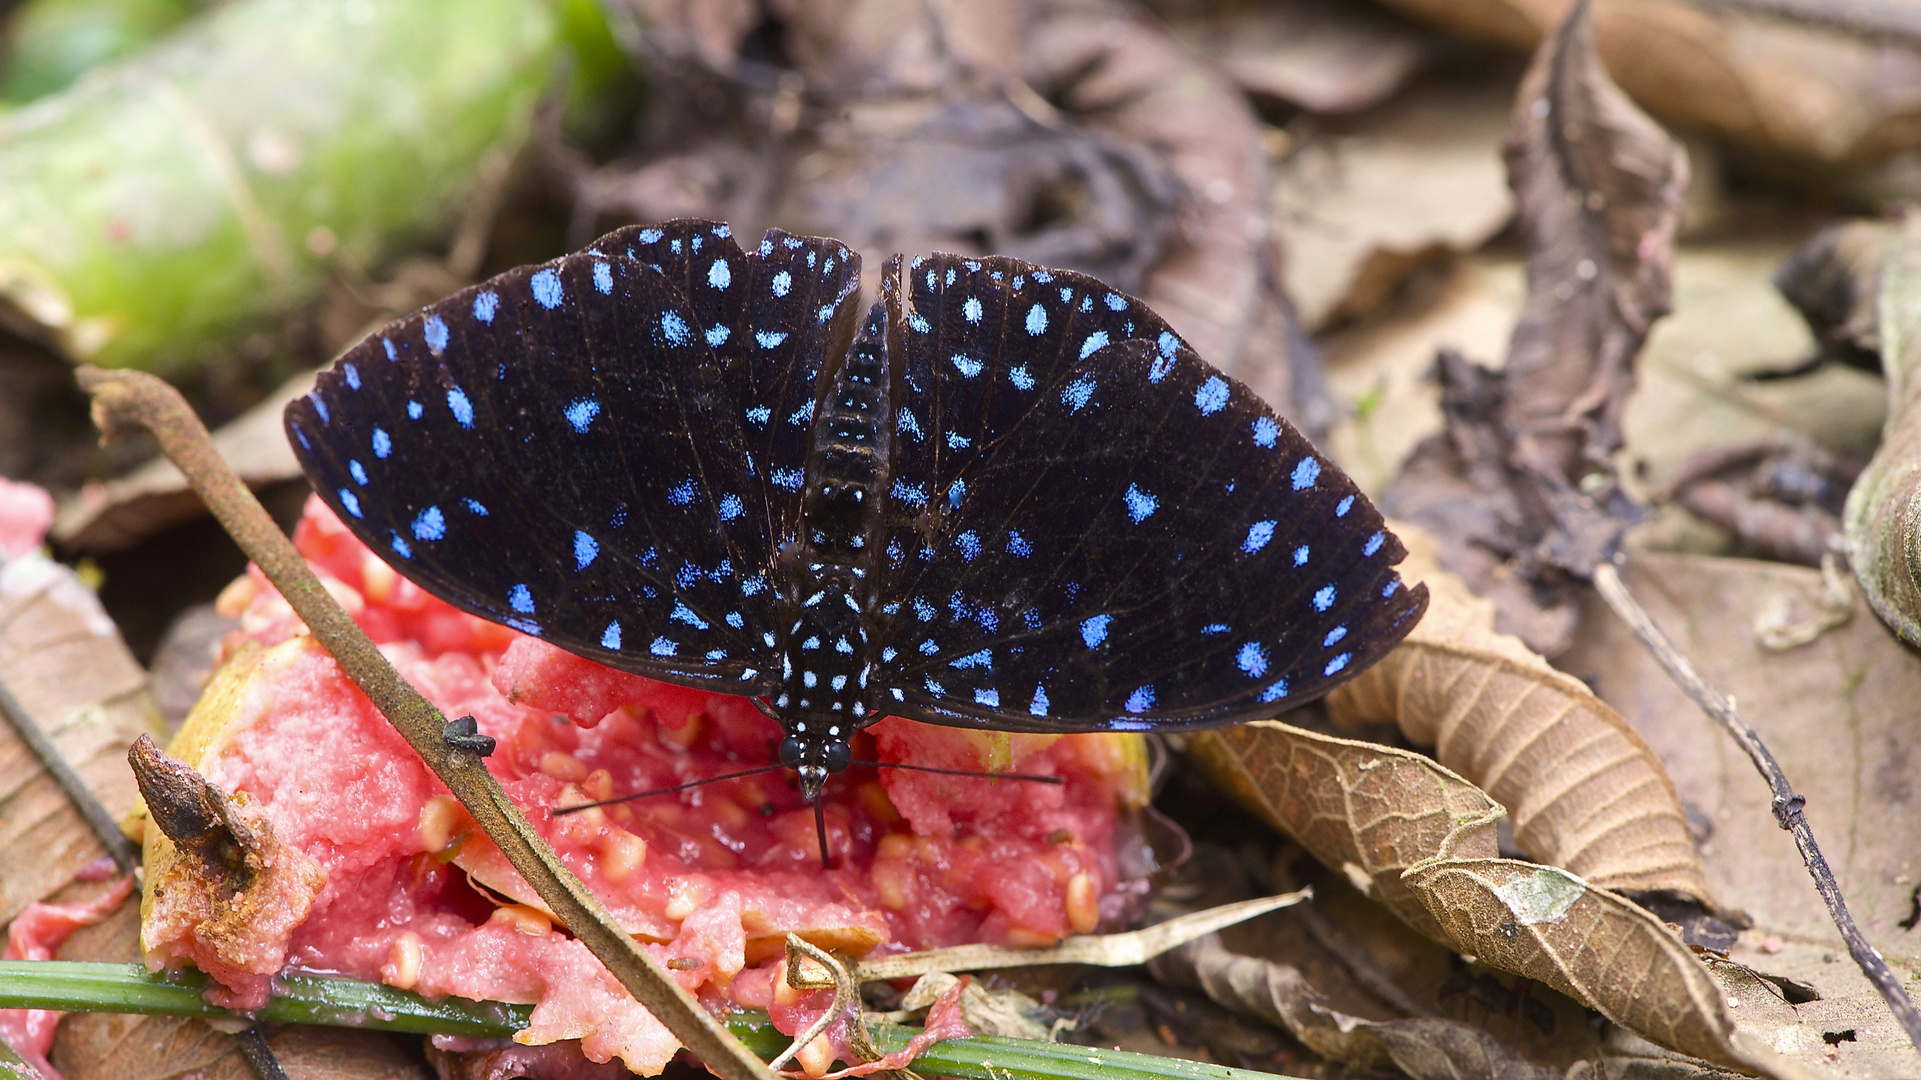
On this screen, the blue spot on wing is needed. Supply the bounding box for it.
[1195,377,1229,415]
[1293,457,1322,490]
[1124,484,1158,523]
[413,506,445,540]
[531,269,563,309]
[565,399,599,432]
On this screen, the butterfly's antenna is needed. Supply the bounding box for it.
[552,763,787,814]
[848,760,1064,785]
[814,798,830,869]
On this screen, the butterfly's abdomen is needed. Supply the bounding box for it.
[798,280,894,567]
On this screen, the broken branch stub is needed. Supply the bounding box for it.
[1845,211,1921,646]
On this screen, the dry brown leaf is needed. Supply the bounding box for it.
[1383,0,1686,657]
[1272,77,1515,332]
[1146,847,1772,1078]
[1176,526,1812,1072]
[1500,0,1686,485]
[1403,858,1818,1078]
[1183,721,1501,945]
[1374,0,1921,167]
[0,551,159,926]
[1156,0,1435,116]
[1153,930,1625,1078]
[1326,524,1713,904]
[1561,552,1921,1077]
[1322,256,1528,498]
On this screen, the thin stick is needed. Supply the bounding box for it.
[1593,559,1921,1053]
[74,368,774,1080]
[0,673,140,874]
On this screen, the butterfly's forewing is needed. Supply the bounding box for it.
[285,252,783,692]
[869,254,1427,731]
[593,220,863,547]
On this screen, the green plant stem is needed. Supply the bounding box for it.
[74,367,773,1080]
[0,962,1300,1080]
[0,962,531,1038]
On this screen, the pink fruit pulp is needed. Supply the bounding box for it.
[157,496,1149,1074]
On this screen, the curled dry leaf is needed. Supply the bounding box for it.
[1328,524,1713,905]
[1152,931,1583,1078]
[1404,859,1817,1080]
[1844,211,1921,646]
[1182,721,1500,945]
[1562,552,1921,1076]
[1383,0,1685,656]
[1178,526,1811,1073]
[1500,0,1686,485]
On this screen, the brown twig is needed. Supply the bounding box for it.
[1593,558,1921,1054]
[74,367,774,1080]
[233,1028,290,1080]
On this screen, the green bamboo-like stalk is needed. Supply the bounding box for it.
[0,961,531,1037]
[0,961,1301,1080]
[0,0,562,377]
[0,0,203,103]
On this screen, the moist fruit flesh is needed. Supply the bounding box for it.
[141,496,1151,1074]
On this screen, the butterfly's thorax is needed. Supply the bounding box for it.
[773,283,897,787]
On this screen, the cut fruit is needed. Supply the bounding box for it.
[139,495,1153,1075]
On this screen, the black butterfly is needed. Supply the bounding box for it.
[285,219,1427,822]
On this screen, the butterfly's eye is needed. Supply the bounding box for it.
[822,739,852,774]
[778,736,806,767]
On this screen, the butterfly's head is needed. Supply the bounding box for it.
[778,728,853,801]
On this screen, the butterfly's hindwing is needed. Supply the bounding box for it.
[285,251,783,691]
[868,253,1427,731]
